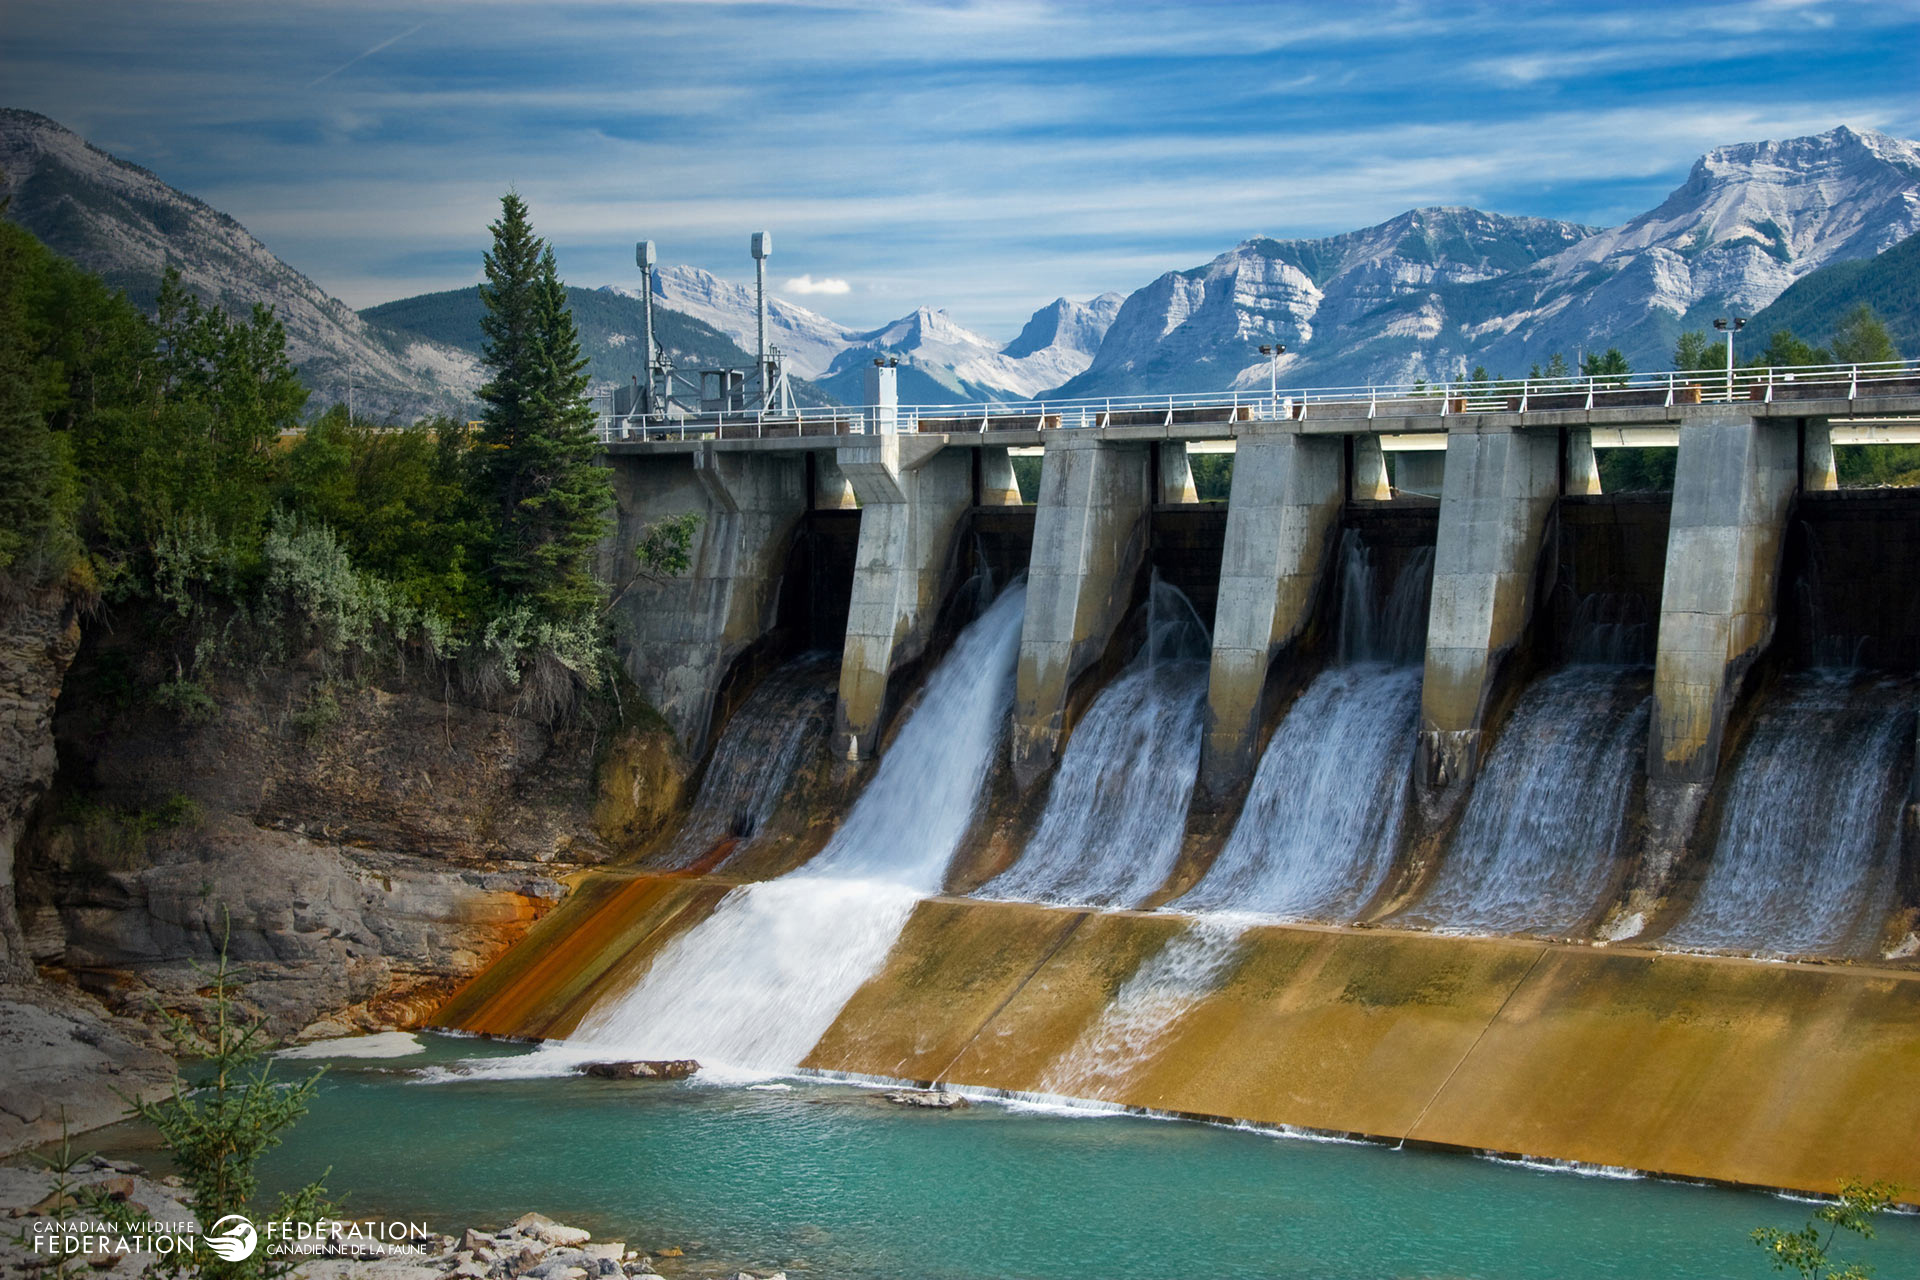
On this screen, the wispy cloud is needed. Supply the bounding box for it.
[784,274,850,295]
[3,0,1916,333]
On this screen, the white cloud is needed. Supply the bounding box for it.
[783,274,851,295]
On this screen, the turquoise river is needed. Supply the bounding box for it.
[86,1034,1918,1280]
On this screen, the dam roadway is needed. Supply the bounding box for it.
[437,358,1920,1199]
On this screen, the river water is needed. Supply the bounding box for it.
[82,1033,1917,1280]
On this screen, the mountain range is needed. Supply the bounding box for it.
[2,107,1914,418]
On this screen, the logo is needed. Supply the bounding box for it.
[204,1215,258,1262]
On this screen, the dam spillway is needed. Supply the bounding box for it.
[439,391,1920,1200]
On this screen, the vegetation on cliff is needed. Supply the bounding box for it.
[0,194,623,720]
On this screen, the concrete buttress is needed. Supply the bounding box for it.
[833,436,974,762]
[606,446,807,758]
[1157,442,1199,504]
[978,446,1024,506]
[1199,429,1344,796]
[1624,410,1799,914]
[1011,436,1152,789]
[1417,425,1561,795]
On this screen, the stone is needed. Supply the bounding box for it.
[462,1229,494,1252]
[582,1245,624,1263]
[881,1089,968,1109]
[578,1060,698,1081]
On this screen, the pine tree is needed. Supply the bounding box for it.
[475,195,614,622]
[0,214,54,579]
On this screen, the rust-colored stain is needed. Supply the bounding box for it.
[431,871,728,1039]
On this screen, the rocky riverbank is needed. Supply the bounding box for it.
[0,596,690,1153]
[0,1160,785,1280]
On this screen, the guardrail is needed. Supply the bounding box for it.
[595,358,1920,443]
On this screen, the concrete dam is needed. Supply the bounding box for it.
[436,370,1920,1200]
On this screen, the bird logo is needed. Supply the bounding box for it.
[204,1215,258,1262]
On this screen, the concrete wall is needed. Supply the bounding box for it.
[834,437,974,763]
[1200,429,1344,796]
[606,447,807,757]
[1418,426,1562,793]
[979,447,1023,506]
[1391,450,1445,498]
[1012,437,1152,789]
[1631,412,1800,902]
[1157,441,1199,504]
[1353,435,1392,501]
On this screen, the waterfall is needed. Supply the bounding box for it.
[561,583,1029,1073]
[1400,665,1649,936]
[977,576,1210,909]
[1173,533,1430,920]
[1664,672,1911,956]
[657,653,835,869]
[1038,918,1250,1099]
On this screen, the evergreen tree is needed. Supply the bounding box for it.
[475,195,614,622]
[1579,347,1631,384]
[0,209,55,579]
[1830,303,1899,365]
[1673,329,1718,371]
[1750,329,1828,368]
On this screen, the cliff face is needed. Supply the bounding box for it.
[0,592,82,983]
[16,633,685,1041]
[0,593,173,1156]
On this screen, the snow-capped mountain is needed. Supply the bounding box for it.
[0,109,480,422]
[624,265,1127,402]
[812,297,1125,403]
[1057,207,1596,396]
[610,264,860,379]
[1062,127,1920,395]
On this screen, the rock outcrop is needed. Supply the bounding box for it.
[0,591,80,983]
[17,631,687,1043]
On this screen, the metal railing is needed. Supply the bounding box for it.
[595,357,1920,444]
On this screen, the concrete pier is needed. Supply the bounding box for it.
[1353,435,1393,501]
[1012,436,1151,789]
[1634,411,1799,894]
[608,446,807,756]
[1157,441,1199,504]
[833,436,974,762]
[1200,429,1344,796]
[1566,428,1603,495]
[1418,426,1561,793]
[1802,418,1838,492]
[978,446,1024,506]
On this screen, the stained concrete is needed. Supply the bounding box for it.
[1566,428,1603,495]
[1157,442,1199,504]
[1633,412,1798,908]
[1011,437,1152,788]
[1352,435,1392,501]
[978,447,1023,506]
[1418,426,1562,792]
[807,897,1920,1197]
[834,437,974,762]
[1802,418,1838,491]
[606,448,807,757]
[1199,429,1344,795]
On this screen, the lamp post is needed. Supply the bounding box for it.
[1259,342,1287,417]
[1713,316,1745,401]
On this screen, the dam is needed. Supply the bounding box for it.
[436,359,1920,1200]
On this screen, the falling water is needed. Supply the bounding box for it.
[1400,665,1650,936]
[1664,672,1911,956]
[978,576,1210,908]
[562,583,1030,1073]
[1038,917,1249,1098]
[657,653,835,869]
[1173,533,1431,920]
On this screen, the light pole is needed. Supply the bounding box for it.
[1713,316,1745,401]
[1259,343,1286,416]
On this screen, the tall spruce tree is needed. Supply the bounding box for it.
[475,194,614,621]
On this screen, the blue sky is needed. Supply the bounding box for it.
[6,0,1918,337]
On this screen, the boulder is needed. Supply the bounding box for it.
[578,1060,698,1081]
[880,1089,969,1109]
